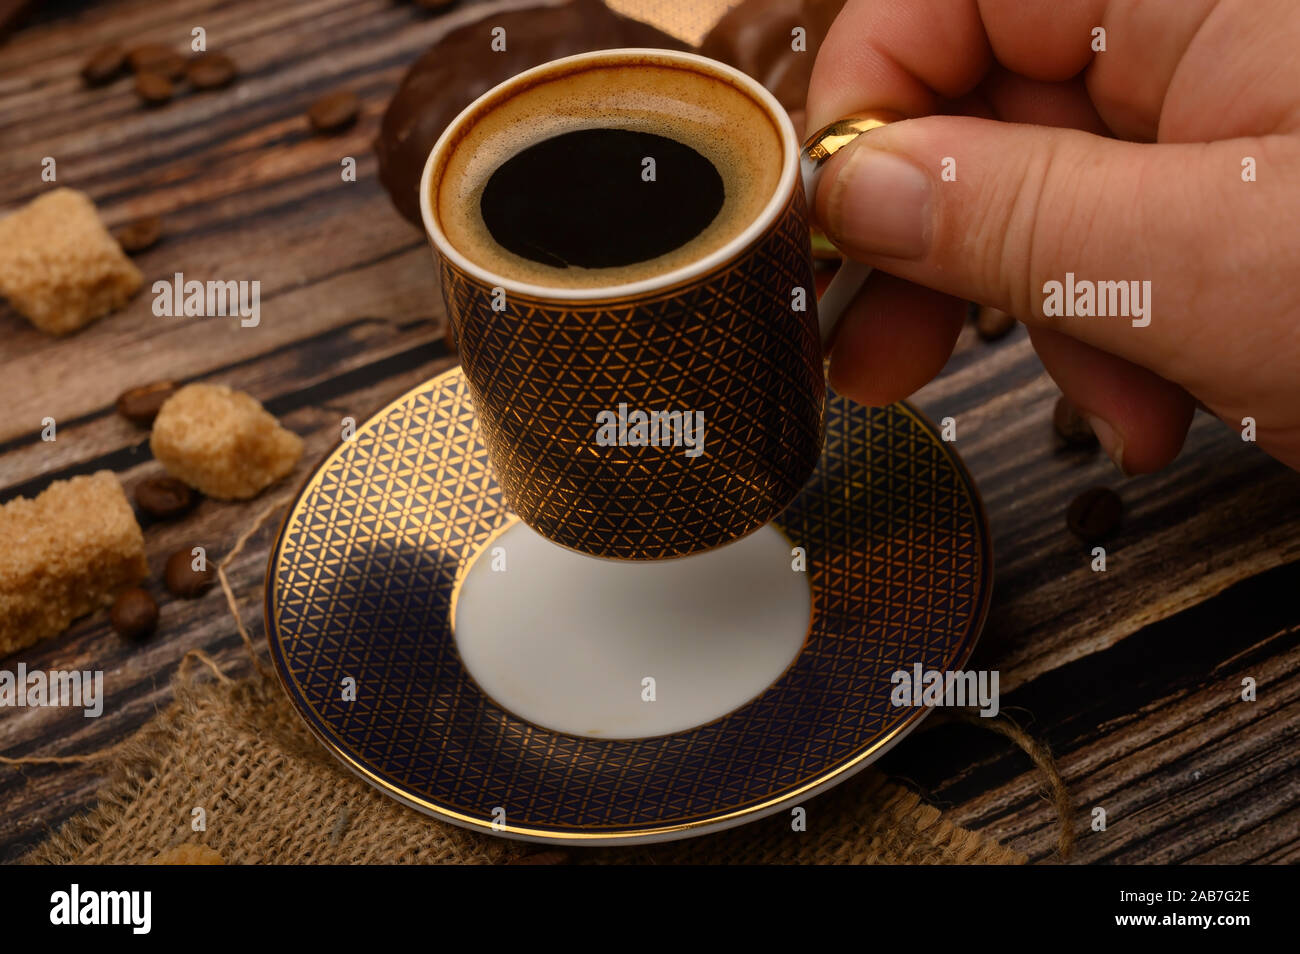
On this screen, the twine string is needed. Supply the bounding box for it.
[177,647,233,686]
[216,492,294,678]
[0,735,137,767]
[952,707,1075,861]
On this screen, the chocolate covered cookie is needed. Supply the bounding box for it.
[700,0,845,138]
[375,0,687,227]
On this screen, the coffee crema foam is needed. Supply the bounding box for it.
[434,58,785,289]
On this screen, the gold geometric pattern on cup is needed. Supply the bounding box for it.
[439,186,824,560]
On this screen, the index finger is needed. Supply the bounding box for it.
[805,0,1105,132]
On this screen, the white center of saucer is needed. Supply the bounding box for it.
[453,522,811,739]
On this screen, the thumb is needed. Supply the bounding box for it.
[815,115,1268,382]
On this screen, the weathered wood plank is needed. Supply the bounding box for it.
[911,327,1300,694]
[0,350,457,861]
[0,0,534,445]
[0,313,441,489]
[885,566,1300,862]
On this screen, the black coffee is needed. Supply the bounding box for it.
[435,60,785,289]
[479,128,724,271]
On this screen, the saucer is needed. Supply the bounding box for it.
[265,367,991,844]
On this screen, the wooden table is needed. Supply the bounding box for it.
[1,0,1296,865]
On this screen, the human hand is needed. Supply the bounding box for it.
[806,0,1300,472]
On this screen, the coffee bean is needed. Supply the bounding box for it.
[1067,487,1122,543]
[128,44,187,79]
[509,849,572,865]
[165,548,215,598]
[187,52,237,90]
[307,90,360,133]
[116,380,178,425]
[81,45,127,87]
[134,72,174,106]
[443,321,457,356]
[1053,395,1097,448]
[135,475,197,520]
[415,0,459,10]
[113,216,163,254]
[111,588,158,640]
[976,306,1016,341]
[127,43,169,70]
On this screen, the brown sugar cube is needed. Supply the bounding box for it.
[0,188,143,335]
[0,471,147,658]
[151,844,225,865]
[150,384,303,500]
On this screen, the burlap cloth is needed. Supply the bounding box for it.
[25,653,1024,864]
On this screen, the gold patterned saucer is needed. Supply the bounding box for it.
[265,367,991,844]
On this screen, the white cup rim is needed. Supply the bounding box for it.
[417,48,799,302]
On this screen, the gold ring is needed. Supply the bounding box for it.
[802,110,908,168]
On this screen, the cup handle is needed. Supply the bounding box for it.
[799,111,906,344]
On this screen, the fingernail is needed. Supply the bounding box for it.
[826,145,931,258]
[1085,415,1128,476]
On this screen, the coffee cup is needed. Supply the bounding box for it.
[420,48,890,560]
